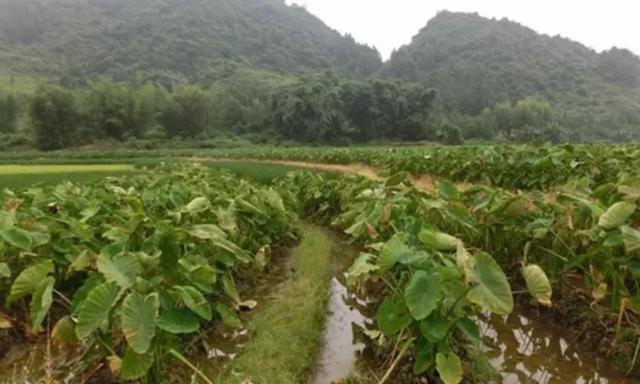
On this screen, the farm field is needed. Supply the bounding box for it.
[0,146,638,384]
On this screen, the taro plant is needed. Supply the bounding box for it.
[0,165,295,381]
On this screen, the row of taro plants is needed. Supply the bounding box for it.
[0,164,296,381]
[277,169,640,381]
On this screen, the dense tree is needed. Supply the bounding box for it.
[161,85,210,138]
[0,93,17,133]
[29,85,78,150]
[271,73,349,143]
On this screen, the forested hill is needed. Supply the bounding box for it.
[384,11,640,139]
[0,0,381,84]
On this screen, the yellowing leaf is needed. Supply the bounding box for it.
[522,264,552,307]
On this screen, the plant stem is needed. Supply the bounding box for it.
[168,348,214,384]
[378,337,415,384]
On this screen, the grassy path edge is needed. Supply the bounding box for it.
[218,223,333,384]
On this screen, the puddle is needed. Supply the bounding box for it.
[480,305,630,384]
[313,277,371,384]
[312,233,374,384]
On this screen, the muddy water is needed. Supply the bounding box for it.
[479,305,630,384]
[312,234,374,384]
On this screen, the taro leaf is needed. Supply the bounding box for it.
[621,226,640,253]
[467,252,513,315]
[418,229,459,251]
[52,315,78,344]
[404,271,442,321]
[419,313,455,343]
[29,230,51,248]
[213,238,251,264]
[456,243,475,283]
[222,274,240,304]
[159,231,180,273]
[0,210,14,230]
[628,260,640,279]
[75,283,121,339]
[522,264,552,307]
[436,352,463,384]
[413,337,435,375]
[377,233,410,272]
[30,276,55,333]
[121,292,158,354]
[0,227,33,251]
[157,306,200,334]
[120,347,154,380]
[456,317,481,342]
[598,201,636,230]
[437,180,459,200]
[0,262,10,278]
[185,197,210,213]
[345,253,379,286]
[97,252,141,290]
[216,303,242,328]
[385,171,409,187]
[189,264,217,293]
[376,298,412,336]
[9,260,53,303]
[71,274,104,312]
[174,285,212,321]
[188,224,226,240]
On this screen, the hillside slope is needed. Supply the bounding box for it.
[0,0,382,84]
[384,11,640,139]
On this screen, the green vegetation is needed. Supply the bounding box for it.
[0,164,296,381]
[0,0,380,83]
[384,11,640,141]
[219,224,333,384]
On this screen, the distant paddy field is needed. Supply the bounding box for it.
[0,164,136,189]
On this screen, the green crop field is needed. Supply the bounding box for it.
[0,146,637,384]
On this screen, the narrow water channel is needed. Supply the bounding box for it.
[311,230,631,384]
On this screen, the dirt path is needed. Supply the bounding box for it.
[192,158,441,192]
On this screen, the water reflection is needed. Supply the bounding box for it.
[479,306,628,384]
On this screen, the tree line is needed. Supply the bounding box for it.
[0,70,571,151]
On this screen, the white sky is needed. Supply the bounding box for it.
[285,0,640,60]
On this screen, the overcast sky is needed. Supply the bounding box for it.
[285,0,640,60]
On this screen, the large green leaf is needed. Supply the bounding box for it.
[157,306,200,334]
[522,264,552,306]
[0,262,10,278]
[598,201,636,229]
[121,292,158,354]
[188,224,227,240]
[0,227,33,251]
[75,283,121,339]
[159,231,180,273]
[97,251,141,290]
[30,276,55,332]
[52,316,78,344]
[621,226,640,253]
[377,233,410,272]
[376,297,412,336]
[185,197,210,213]
[174,285,212,321]
[467,252,513,315]
[9,260,54,303]
[436,352,463,384]
[404,271,442,320]
[345,253,379,286]
[120,347,154,380]
[216,303,242,328]
[419,313,455,343]
[418,229,459,251]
